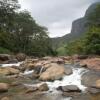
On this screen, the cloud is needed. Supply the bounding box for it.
[19,0,100,37]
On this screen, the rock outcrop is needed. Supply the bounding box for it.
[39,63,65,81]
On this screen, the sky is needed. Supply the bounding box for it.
[19,0,100,37]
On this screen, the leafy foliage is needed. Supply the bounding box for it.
[58,3,100,56]
[0,0,55,56]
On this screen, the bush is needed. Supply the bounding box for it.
[0,47,11,54]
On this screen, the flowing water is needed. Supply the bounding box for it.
[1,63,88,100]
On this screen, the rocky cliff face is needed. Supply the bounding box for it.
[70,2,100,37]
[52,2,100,47]
[70,17,87,37]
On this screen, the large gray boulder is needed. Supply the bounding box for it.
[81,71,100,87]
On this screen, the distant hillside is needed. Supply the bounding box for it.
[52,2,100,48]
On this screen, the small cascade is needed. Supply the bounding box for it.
[46,67,88,92]
[39,66,44,75]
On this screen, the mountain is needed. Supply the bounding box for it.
[52,2,100,48]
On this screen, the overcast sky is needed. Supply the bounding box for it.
[19,0,100,37]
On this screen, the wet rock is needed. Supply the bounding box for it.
[80,63,87,68]
[16,53,26,61]
[81,71,100,87]
[80,58,100,71]
[39,63,65,81]
[26,63,35,70]
[51,58,65,64]
[0,83,9,92]
[7,59,18,64]
[33,65,47,75]
[63,92,81,97]
[96,79,100,89]
[10,81,22,86]
[0,67,20,75]
[32,72,40,79]
[58,85,81,92]
[64,67,73,75]
[86,87,100,94]
[38,83,49,91]
[0,54,11,61]
[77,55,88,59]
[25,87,38,93]
[1,97,10,100]
[70,93,91,100]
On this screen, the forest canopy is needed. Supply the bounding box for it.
[0,0,56,56]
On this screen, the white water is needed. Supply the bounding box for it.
[1,62,23,67]
[24,66,88,93]
[1,63,88,100]
[23,70,34,75]
[46,67,88,92]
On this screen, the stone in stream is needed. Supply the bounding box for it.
[0,54,11,61]
[16,53,26,61]
[7,59,18,64]
[25,87,38,93]
[0,67,20,75]
[64,67,73,75]
[0,83,9,92]
[38,83,49,91]
[80,57,100,71]
[57,85,81,97]
[39,63,65,81]
[86,87,100,94]
[57,85,81,92]
[81,71,100,88]
[1,97,10,100]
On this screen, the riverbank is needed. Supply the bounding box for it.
[0,54,100,100]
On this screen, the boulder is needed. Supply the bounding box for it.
[77,55,88,59]
[7,59,18,64]
[96,80,100,89]
[26,63,35,70]
[38,83,49,91]
[16,53,26,61]
[81,71,100,87]
[0,83,9,92]
[64,67,73,75]
[32,72,40,79]
[39,63,65,81]
[80,58,100,71]
[0,67,20,75]
[86,87,100,94]
[58,85,81,92]
[25,87,38,93]
[0,54,11,61]
[1,97,10,100]
[51,57,65,64]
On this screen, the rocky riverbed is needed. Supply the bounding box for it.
[0,54,100,100]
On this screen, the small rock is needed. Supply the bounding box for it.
[0,83,9,92]
[58,85,81,92]
[16,53,26,61]
[77,55,88,59]
[38,83,49,91]
[86,87,100,94]
[0,54,11,61]
[1,97,10,100]
[96,79,100,89]
[25,87,38,93]
[10,81,21,86]
[7,59,18,64]
[63,92,81,97]
[64,67,73,75]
